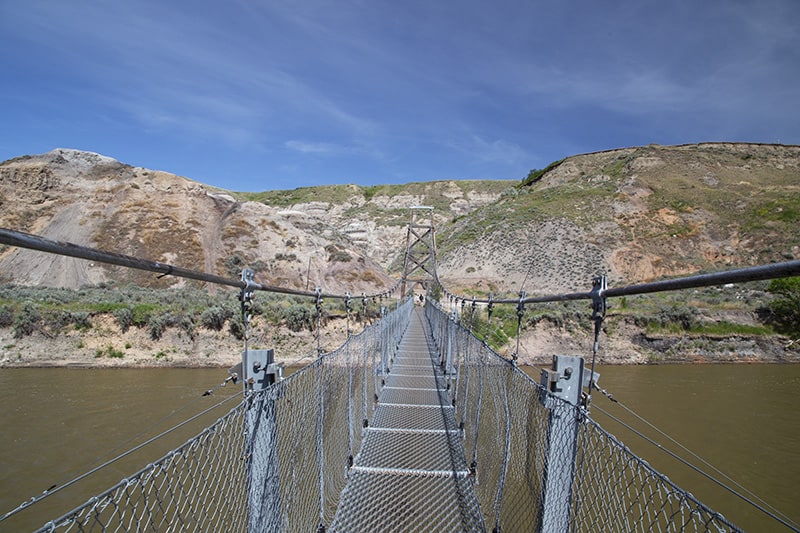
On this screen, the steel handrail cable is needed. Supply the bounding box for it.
[591,403,800,533]
[43,375,239,505]
[0,228,402,301]
[592,388,800,531]
[434,258,800,305]
[0,389,243,523]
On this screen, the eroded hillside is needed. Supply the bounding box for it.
[2,144,798,297]
[0,149,395,294]
[1,144,798,368]
[435,143,800,295]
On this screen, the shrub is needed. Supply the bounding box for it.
[178,315,196,340]
[200,306,232,331]
[325,244,352,263]
[633,304,698,332]
[285,304,312,332]
[251,260,268,273]
[0,305,12,327]
[96,345,124,358]
[229,316,245,340]
[114,308,134,332]
[656,305,698,330]
[13,302,40,338]
[70,311,92,331]
[132,304,158,327]
[224,255,246,277]
[148,313,172,340]
[262,301,285,323]
[762,277,800,338]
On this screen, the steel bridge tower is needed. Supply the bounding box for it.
[400,206,437,298]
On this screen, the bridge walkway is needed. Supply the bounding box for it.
[330,308,484,532]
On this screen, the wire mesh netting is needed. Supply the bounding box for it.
[329,308,484,532]
[34,299,413,532]
[425,300,741,532]
[31,296,742,532]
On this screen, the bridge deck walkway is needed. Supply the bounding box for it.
[329,308,484,532]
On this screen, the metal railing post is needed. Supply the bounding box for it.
[380,303,389,376]
[445,310,454,375]
[243,348,283,532]
[538,355,584,533]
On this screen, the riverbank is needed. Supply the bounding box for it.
[516,316,800,365]
[0,315,350,368]
[2,315,797,368]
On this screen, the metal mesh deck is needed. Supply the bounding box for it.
[330,308,485,532]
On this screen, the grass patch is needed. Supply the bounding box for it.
[95,345,124,358]
[687,322,773,336]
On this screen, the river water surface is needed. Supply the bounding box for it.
[1,365,798,532]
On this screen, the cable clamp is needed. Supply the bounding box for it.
[516,290,526,320]
[240,269,256,303]
[590,275,607,321]
[315,288,324,312]
[156,264,174,279]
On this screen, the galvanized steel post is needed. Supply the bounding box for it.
[538,355,584,533]
[445,310,454,375]
[243,348,283,532]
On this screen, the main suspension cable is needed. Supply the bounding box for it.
[435,258,800,305]
[0,389,242,523]
[0,228,401,301]
[593,390,800,530]
[56,376,240,494]
[592,404,800,532]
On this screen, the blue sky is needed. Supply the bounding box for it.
[1,0,798,192]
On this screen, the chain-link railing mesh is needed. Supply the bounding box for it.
[34,402,250,532]
[35,298,413,533]
[329,308,485,532]
[34,295,740,532]
[425,300,740,532]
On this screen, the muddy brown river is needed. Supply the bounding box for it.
[1,365,798,532]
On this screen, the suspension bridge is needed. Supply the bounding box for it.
[1,213,800,532]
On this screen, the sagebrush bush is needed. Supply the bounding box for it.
[228,316,245,340]
[148,313,172,340]
[200,306,231,331]
[70,311,92,331]
[0,305,14,327]
[114,308,134,332]
[285,304,312,332]
[13,302,40,338]
[178,315,196,340]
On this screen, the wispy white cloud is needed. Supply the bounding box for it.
[285,140,384,161]
[2,0,378,147]
[285,141,344,155]
[445,135,530,166]
[1,0,798,190]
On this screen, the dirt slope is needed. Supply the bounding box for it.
[435,143,800,295]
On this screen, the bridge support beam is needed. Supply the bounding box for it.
[538,355,584,533]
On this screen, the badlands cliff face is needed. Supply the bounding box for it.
[0,149,394,293]
[0,149,513,293]
[1,143,798,298]
[1,144,798,368]
[435,143,800,295]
